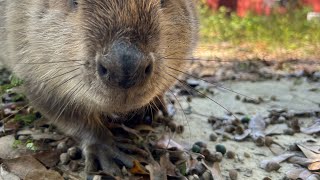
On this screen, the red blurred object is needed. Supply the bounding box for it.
[206,0,320,17]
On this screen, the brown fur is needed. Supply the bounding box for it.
[0,0,198,164]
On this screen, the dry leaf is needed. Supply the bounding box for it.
[130,160,149,175]
[298,144,320,162]
[156,135,184,150]
[2,156,46,179]
[308,161,320,171]
[25,170,63,180]
[210,162,223,180]
[249,114,266,141]
[301,120,320,135]
[234,129,251,141]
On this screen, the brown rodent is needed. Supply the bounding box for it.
[0,0,198,175]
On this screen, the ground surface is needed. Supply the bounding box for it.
[0,58,319,179]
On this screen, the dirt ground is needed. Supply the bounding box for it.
[173,79,320,180]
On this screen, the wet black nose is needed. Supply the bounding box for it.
[97,42,153,89]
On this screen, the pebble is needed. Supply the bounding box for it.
[209,133,218,142]
[277,116,286,123]
[226,151,236,159]
[265,161,281,172]
[60,153,70,165]
[229,169,238,180]
[263,177,272,180]
[67,147,82,160]
[195,141,207,148]
[192,144,201,153]
[244,152,251,158]
[215,144,226,155]
[283,128,295,136]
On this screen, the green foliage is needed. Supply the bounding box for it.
[14,114,37,125]
[199,5,320,50]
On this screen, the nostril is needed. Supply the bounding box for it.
[144,63,153,76]
[98,63,108,76]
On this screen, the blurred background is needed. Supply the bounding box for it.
[196,0,320,63]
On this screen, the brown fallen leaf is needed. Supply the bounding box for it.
[308,161,320,171]
[25,170,63,180]
[33,150,60,168]
[2,156,46,179]
[130,160,149,175]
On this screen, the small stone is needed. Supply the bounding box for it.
[18,135,28,141]
[265,161,281,172]
[192,144,201,153]
[270,95,277,101]
[235,95,241,100]
[67,147,82,160]
[69,161,79,172]
[209,133,218,142]
[263,177,272,180]
[215,144,227,155]
[195,141,207,148]
[277,116,286,123]
[167,122,177,132]
[57,141,68,152]
[200,148,211,157]
[241,117,250,124]
[244,152,250,158]
[254,137,265,147]
[226,151,236,159]
[229,169,238,180]
[60,153,70,165]
[264,136,273,147]
[283,128,295,136]
[187,96,192,102]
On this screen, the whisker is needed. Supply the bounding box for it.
[0,74,81,124]
[41,68,80,82]
[165,65,256,100]
[164,71,239,120]
[17,60,83,65]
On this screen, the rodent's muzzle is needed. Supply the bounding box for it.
[97,41,153,89]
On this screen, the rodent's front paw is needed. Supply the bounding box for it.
[83,143,134,177]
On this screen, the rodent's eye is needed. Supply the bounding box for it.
[69,0,78,9]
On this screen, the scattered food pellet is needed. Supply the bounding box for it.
[215,144,227,155]
[209,133,218,142]
[226,151,236,159]
[244,152,251,158]
[229,169,238,180]
[192,144,201,153]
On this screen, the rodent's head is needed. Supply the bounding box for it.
[18,0,198,114]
